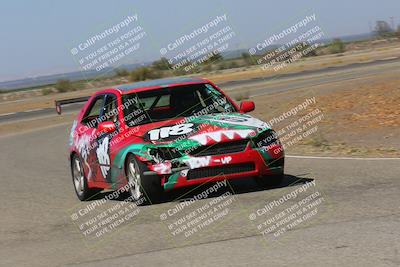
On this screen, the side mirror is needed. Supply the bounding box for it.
[98,121,116,133]
[239,101,255,113]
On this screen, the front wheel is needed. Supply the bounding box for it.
[126,154,163,204]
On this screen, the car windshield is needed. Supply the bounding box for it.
[122,83,237,126]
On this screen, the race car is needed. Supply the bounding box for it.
[56,77,284,203]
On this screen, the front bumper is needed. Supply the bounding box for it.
[145,143,284,191]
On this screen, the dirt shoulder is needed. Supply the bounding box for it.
[250,70,400,157]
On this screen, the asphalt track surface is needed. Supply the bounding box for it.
[1,124,399,266]
[0,56,399,123]
[1,60,400,266]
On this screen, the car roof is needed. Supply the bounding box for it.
[114,77,208,94]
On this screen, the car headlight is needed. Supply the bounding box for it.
[251,129,281,148]
[148,147,182,162]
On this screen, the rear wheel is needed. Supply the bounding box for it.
[126,154,163,204]
[254,173,284,187]
[71,154,100,201]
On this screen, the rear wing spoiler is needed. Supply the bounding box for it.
[55,96,90,114]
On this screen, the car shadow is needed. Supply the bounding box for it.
[91,173,314,204]
[166,174,314,204]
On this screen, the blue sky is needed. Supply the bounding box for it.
[0,0,399,81]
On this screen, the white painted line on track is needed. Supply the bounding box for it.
[0,98,26,105]
[380,56,399,61]
[287,155,400,160]
[0,112,16,117]
[24,108,44,112]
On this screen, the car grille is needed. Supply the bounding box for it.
[187,163,255,180]
[188,140,248,157]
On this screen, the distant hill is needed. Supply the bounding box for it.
[0,32,374,92]
[0,62,143,91]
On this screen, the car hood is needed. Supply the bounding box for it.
[136,113,271,146]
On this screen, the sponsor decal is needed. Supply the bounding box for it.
[213,156,232,164]
[152,162,172,175]
[76,134,90,161]
[208,114,270,130]
[75,133,93,180]
[180,169,189,177]
[69,120,77,146]
[183,156,211,169]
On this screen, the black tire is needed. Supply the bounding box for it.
[125,154,163,204]
[254,173,284,187]
[71,154,100,201]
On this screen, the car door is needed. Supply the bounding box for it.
[78,94,106,183]
[94,93,120,185]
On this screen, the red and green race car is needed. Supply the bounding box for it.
[57,77,284,203]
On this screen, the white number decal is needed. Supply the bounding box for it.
[148,123,194,140]
[96,136,110,178]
